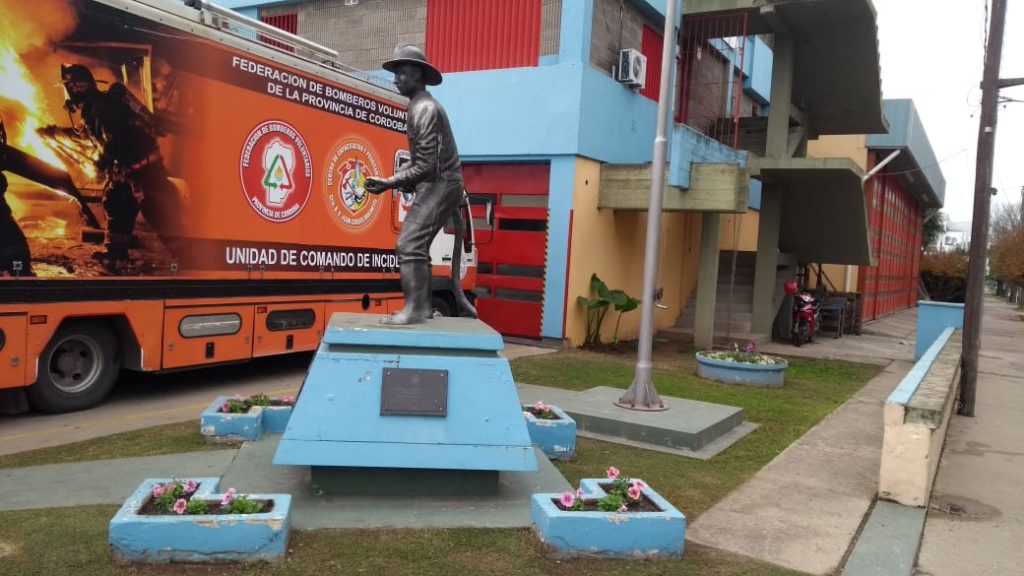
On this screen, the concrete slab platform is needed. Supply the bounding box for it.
[842,501,926,576]
[517,384,752,459]
[0,451,238,511]
[222,434,571,530]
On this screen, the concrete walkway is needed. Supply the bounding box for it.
[687,306,920,575]
[916,297,1024,576]
[687,359,910,575]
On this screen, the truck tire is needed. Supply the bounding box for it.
[431,295,453,318]
[26,320,120,413]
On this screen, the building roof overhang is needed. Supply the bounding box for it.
[684,0,888,138]
[751,157,874,265]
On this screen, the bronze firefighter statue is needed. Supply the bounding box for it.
[365,44,477,325]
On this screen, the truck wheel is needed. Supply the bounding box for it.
[431,295,453,318]
[26,320,120,413]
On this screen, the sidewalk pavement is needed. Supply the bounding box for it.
[916,297,1024,576]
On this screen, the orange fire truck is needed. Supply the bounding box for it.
[0,0,480,413]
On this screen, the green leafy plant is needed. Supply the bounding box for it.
[185,498,209,515]
[222,492,264,515]
[219,393,296,413]
[557,467,649,513]
[701,341,784,365]
[523,401,560,420]
[150,479,200,513]
[576,274,640,347]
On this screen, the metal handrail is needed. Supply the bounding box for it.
[183,0,339,59]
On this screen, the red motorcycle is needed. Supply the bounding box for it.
[784,279,819,347]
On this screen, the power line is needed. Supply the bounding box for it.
[881,148,969,178]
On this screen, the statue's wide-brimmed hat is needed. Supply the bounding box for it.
[382,43,443,86]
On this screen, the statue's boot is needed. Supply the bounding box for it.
[382,261,432,325]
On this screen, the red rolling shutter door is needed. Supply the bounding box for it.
[426,0,541,73]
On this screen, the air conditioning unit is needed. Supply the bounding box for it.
[617,48,647,88]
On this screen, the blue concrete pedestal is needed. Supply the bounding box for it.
[273,314,538,474]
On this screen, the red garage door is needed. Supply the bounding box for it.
[464,163,550,339]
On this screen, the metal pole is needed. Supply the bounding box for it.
[961,0,1008,417]
[616,0,679,411]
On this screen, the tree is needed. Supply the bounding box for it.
[922,209,947,251]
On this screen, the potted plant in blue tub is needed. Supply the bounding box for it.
[523,401,576,460]
[109,477,291,563]
[695,341,788,388]
[200,393,296,441]
[531,467,686,558]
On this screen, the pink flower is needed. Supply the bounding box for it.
[173,499,187,514]
[234,394,244,402]
[628,485,642,501]
[576,487,584,500]
[220,402,230,412]
[745,341,757,353]
[533,401,547,412]
[184,480,198,495]
[220,488,237,507]
[618,503,628,512]
[606,466,620,480]
[281,395,295,405]
[559,491,576,508]
[151,484,165,498]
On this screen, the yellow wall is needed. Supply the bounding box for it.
[563,158,703,347]
[720,210,760,252]
[810,264,860,293]
[807,134,870,171]
[805,134,869,293]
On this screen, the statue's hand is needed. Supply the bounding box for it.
[364,177,389,195]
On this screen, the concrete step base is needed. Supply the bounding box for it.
[516,384,755,460]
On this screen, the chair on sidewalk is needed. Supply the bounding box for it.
[818,295,848,339]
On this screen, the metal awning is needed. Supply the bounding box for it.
[751,157,874,265]
[684,0,888,138]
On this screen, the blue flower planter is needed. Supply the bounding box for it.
[200,396,263,441]
[261,405,293,434]
[531,478,686,559]
[695,352,788,388]
[109,478,291,563]
[524,405,576,460]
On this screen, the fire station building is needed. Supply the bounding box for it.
[224,0,944,346]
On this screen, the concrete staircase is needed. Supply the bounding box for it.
[659,251,769,346]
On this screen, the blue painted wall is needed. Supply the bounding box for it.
[866,99,946,207]
[915,301,964,361]
[743,36,773,105]
[668,124,746,188]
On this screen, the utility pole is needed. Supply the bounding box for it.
[960,0,1009,417]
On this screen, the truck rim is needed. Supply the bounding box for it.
[48,335,103,395]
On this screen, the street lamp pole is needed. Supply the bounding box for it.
[616,0,680,411]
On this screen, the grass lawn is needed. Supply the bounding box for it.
[0,343,881,576]
[0,421,233,470]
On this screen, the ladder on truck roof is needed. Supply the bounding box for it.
[182,0,396,92]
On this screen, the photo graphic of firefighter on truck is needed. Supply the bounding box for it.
[0,0,413,281]
[0,0,192,277]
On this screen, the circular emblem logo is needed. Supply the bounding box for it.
[240,120,312,222]
[325,139,382,229]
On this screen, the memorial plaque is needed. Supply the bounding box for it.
[380,368,448,416]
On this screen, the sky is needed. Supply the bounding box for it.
[874,0,1024,225]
